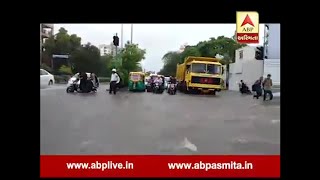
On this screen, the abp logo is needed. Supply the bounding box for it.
[236,11,259,44]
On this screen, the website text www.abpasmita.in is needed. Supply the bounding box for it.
[66,161,134,171]
[168,161,253,171]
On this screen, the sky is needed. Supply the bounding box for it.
[54,24,265,72]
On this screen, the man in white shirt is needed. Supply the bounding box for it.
[109,69,120,94]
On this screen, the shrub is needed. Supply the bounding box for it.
[40,63,53,73]
[59,65,73,75]
[98,77,110,83]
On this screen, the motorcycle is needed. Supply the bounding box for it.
[167,83,176,95]
[66,79,80,93]
[66,79,97,93]
[153,82,164,94]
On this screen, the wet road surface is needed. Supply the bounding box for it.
[41,84,280,155]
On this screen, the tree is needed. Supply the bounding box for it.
[44,27,99,74]
[40,63,53,73]
[110,41,146,86]
[59,65,72,75]
[180,46,201,63]
[159,51,181,76]
[100,54,113,77]
[43,27,81,56]
[70,43,102,74]
[120,42,146,72]
[159,36,246,77]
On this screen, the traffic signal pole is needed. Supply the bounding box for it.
[115,46,117,56]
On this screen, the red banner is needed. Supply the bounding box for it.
[40,155,280,178]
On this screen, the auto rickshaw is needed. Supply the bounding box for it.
[128,72,146,91]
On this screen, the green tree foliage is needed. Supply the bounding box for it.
[159,36,246,76]
[43,28,147,86]
[120,42,146,73]
[43,28,102,75]
[43,27,81,56]
[40,63,53,73]
[58,65,73,75]
[70,43,102,74]
[100,54,113,77]
[110,41,146,86]
[159,51,181,76]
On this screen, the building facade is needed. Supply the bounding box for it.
[40,24,54,65]
[264,24,280,59]
[228,46,264,91]
[263,24,280,86]
[99,43,122,56]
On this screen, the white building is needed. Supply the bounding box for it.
[228,23,280,91]
[229,46,264,91]
[263,24,280,86]
[40,24,54,65]
[99,44,113,56]
[99,43,122,56]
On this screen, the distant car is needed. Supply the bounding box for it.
[40,69,55,87]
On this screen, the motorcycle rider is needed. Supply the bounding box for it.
[79,72,88,92]
[109,69,120,95]
[168,76,177,93]
[154,76,163,84]
[154,76,163,91]
[90,72,99,88]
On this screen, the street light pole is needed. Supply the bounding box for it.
[121,24,123,48]
[131,24,133,44]
[115,33,118,56]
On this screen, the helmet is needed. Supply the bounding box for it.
[112,68,116,72]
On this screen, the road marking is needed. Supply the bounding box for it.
[179,137,197,152]
[249,103,259,109]
[185,114,191,119]
[41,85,66,91]
[271,119,280,124]
[79,140,96,153]
[271,106,280,109]
[233,137,248,144]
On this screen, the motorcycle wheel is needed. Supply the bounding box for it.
[66,87,74,93]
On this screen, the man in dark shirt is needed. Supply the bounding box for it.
[79,72,88,92]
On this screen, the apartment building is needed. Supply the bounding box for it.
[40,24,54,65]
[99,43,122,56]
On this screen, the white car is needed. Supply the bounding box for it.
[40,69,55,87]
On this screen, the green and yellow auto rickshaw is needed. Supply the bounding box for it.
[128,72,146,91]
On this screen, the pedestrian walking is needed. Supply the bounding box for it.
[252,76,263,99]
[263,74,273,101]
